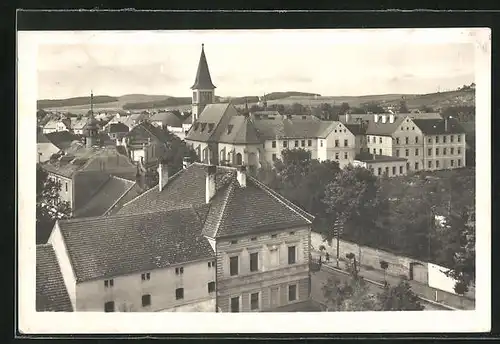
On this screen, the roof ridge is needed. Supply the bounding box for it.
[119,166,187,210]
[59,206,194,225]
[103,179,139,216]
[248,175,314,223]
[212,181,236,238]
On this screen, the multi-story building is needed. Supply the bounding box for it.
[413,118,467,170]
[37,162,315,312]
[40,120,139,215]
[115,162,315,312]
[341,113,467,175]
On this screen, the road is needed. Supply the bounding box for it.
[311,268,451,311]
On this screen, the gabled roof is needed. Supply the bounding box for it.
[364,116,407,136]
[72,176,141,218]
[116,163,314,239]
[252,116,334,140]
[71,117,90,130]
[44,131,80,150]
[41,144,135,178]
[413,118,466,135]
[150,112,183,128]
[217,116,261,144]
[108,122,130,134]
[191,44,216,90]
[126,121,171,145]
[36,244,73,311]
[185,103,237,142]
[344,123,367,136]
[58,208,214,282]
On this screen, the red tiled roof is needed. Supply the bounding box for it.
[58,208,215,282]
[36,244,73,312]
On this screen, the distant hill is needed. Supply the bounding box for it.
[37,96,119,109]
[37,89,474,114]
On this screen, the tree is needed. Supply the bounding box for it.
[443,207,475,289]
[339,102,350,115]
[36,165,71,244]
[380,260,389,285]
[322,165,381,244]
[291,103,306,115]
[419,105,435,113]
[377,280,424,311]
[362,102,385,114]
[322,275,378,311]
[399,99,409,113]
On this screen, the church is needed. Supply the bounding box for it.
[184,44,359,173]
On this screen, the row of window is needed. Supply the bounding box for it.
[395,147,462,158]
[428,159,462,169]
[229,232,294,245]
[229,284,298,312]
[103,262,216,288]
[428,135,462,144]
[334,152,349,160]
[334,139,349,148]
[229,246,297,276]
[371,158,463,176]
[103,282,217,312]
[395,136,419,145]
[271,139,313,149]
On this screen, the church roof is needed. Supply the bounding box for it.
[191,44,216,90]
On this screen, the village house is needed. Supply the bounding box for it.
[36,162,314,312]
[37,130,80,163]
[71,117,90,135]
[116,121,171,176]
[150,111,186,140]
[113,162,314,312]
[42,117,71,134]
[107,122,130,141]
[353,152,408,177]
[40,117,139,215]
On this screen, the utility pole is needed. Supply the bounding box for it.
[334,216,344,268]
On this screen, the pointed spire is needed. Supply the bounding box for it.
[191,44,216,90]
[90,90,94,119]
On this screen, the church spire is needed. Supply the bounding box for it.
[191,43,216,90]
[90,90,94,119]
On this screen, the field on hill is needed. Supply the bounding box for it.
[39,89,475,114]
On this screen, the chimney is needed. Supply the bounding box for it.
[237,165,247,188]
[205,165,217,204]
[444,116,449,132]
[381,115,387,123]
[157,161,169,192]
[389,114,395,123]
[345,113,350,123]
[374,114,379,123]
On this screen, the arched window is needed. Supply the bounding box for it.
[236,153,242,165]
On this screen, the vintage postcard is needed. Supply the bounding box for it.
[18,28,490,333]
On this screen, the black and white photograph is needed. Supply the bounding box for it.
[18,27,490,333]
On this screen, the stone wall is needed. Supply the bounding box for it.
[310,231,428,283]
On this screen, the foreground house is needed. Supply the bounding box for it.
[115,162,314,312]
[37,162,314,312]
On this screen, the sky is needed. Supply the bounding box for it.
[35,30,476,100]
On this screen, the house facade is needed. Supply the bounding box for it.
[114,163,315,312]
[45,208,217,312]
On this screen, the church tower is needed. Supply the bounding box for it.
[191,44,216,123]
[84,90,99,148]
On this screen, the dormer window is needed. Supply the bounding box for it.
[201,123,207,132]
[193,123,200,131]
[227,125,234,134]
[208,123,214,132]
